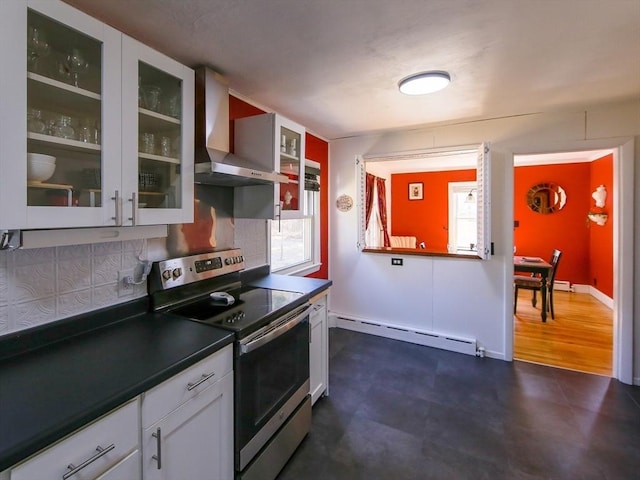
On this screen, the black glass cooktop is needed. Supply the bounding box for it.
[168,286,305,335]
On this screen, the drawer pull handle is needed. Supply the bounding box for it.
[187,371,216,391]
[152,428,162,469]
[63,444,115,479]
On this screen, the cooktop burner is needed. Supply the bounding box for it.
[168,286,305,334]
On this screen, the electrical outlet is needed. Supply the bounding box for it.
[118,269,135,297]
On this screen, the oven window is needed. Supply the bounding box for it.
[236,319,309,448]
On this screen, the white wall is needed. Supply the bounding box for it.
[329,101,639,380]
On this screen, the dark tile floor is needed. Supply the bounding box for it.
[277,328,640,480]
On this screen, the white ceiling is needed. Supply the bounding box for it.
[64,0,640,140]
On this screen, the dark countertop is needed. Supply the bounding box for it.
[0,298,234,471]
[244,270,332,299]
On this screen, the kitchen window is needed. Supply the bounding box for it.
[270,161,321,275]
[448,181,477,253]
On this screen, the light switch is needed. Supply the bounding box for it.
[391,258,403,266]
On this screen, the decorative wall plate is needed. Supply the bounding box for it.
[336,194,353,212]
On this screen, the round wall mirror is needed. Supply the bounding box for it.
[526,182,567,214]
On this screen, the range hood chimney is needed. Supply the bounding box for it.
[194,67,288,186]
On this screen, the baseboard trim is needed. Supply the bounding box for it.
[588,287,614,309]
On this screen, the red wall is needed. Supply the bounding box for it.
[230,96,329,279]
[305,134,329,280]
[391,170,476,251]
[514,163,590,284]
[589,154,613,297]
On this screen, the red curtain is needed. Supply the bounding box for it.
[365,173,375,229]
[376,176,391,247]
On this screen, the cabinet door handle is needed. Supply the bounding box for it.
[62,443,115,479]
[187,371,216,391]
[128,192,137,226]
[152,427,162,469]
[275,202,282,231]
[111,190,122,226]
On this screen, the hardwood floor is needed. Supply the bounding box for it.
[514,290,613,376]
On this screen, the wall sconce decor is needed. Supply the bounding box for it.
[587,184,608,226]
[592,185,607,207]
[587,212,608,226]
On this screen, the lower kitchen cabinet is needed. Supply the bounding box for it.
[9,399,140,480]
[309,292,329,405]
[141,345,234,480]
[95,451,141,480]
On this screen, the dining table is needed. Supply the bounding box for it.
[514,256,554,322]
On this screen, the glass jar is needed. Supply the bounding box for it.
[27,108,47,134]
[54,115,76,140]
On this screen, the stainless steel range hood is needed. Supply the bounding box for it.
[194,67,288,186]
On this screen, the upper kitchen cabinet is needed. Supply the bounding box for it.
[0,0,193,231]
[121,36,194,226]
[235,113,305,219]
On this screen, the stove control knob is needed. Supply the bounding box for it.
[236,256,243,263]
[172,267,182,279]
[225,258,232,265]
[162,269,172,280]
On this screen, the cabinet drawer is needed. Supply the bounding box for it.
[11,399,139,480]
[141,344,233,428]
[309,292,327,309]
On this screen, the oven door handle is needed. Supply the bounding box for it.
[239,305,312,355]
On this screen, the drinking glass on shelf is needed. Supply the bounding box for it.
[162,92,180,118]
[78,117,98,143]
[159,136,172,157]
[141,85,162,112]
[27,26,50,74]
[64,48,89,88]
[139,132,156,154]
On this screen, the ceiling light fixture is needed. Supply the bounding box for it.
[398,71,451,95]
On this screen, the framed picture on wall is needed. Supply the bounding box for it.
[408,182,423,200]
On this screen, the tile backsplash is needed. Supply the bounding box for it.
[0,240,147,336]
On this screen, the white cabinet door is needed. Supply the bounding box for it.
[0,0,193,231]
[234,113,305,220]
[121,36,194,227]
[11,399,140,480]
[142,372,233,480]
[309,295,328,404]
[0,0,122,229]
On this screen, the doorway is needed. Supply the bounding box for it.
[512,149,615,376]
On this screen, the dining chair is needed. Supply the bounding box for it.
[514,249,562,319]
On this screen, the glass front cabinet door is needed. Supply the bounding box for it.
[121,36,194,226]
[234,113,306,220]
[277,116,305,218]
[0,0,193,230]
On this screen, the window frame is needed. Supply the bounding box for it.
[269,160,321,276]
[448,181,478,254]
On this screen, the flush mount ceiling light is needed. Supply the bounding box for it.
[398,71,451,95]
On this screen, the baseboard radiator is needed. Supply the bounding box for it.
[554,280,572,292]
[335,316,478,356]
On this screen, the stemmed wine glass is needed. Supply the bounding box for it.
[64,48,89,88]
[27,26,50,74]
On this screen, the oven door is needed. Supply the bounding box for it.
[235,304,311,471]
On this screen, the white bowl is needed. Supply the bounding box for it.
[27,153,56,164]
[27,158,56,182]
